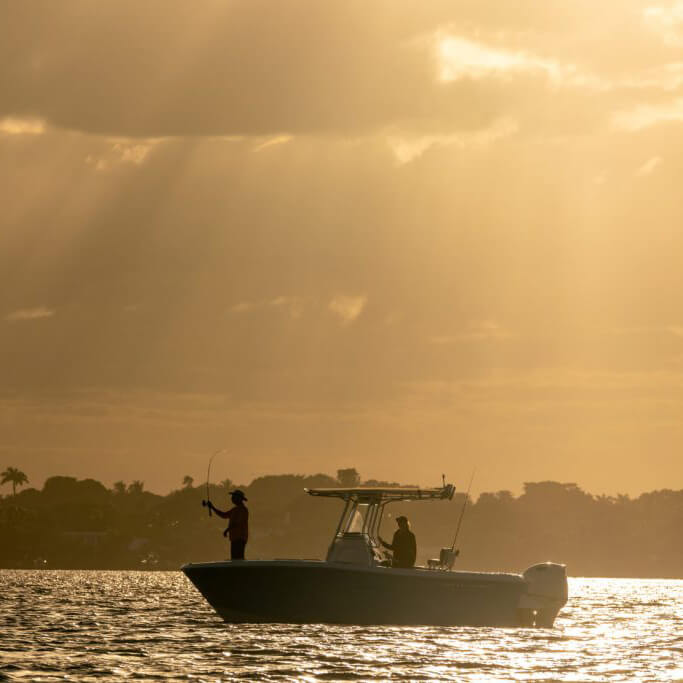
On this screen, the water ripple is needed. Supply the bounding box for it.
[1,571,681,681]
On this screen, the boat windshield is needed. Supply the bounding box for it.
[347,506,366,533]
[309,484,456,554]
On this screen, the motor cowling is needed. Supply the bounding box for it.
[517,562,568,627]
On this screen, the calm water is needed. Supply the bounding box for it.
[1,571,681,682]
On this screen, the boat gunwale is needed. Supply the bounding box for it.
[181,559,526,584]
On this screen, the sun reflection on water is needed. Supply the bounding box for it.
[1,572,681,681]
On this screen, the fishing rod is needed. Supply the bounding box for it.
[201,449,226,517]
[450,468,476,552]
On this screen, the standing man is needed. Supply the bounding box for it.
[207,489,249,560]
[379,515,416,568]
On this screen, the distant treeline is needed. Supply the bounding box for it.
[1,469,681,578]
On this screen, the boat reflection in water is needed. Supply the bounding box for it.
[182,484,568,627]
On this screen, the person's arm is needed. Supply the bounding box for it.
[380,529,401,550]
[208,502,231,519]
[379,536,393,550]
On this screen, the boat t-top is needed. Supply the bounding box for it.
[183,483,567,627]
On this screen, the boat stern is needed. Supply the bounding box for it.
[517,562,568,627]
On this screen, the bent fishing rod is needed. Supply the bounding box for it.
[450,468,476,553]
[201,449,226,516]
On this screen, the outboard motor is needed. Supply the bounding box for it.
[517,563,568,627]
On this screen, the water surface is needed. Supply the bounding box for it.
[1,571,681,681]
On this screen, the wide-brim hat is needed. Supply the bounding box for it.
[230,489,247,501]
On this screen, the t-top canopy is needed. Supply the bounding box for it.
[305,484,455,503]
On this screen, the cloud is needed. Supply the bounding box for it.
[230,295,362,322]
[437,34,571,84]
[328,295,368,325]
[229,296,305,319]
[635,155,662,175]
[618,62,683,91]
[328,295,367,325]
[643,3,683,46]
[113,142,153,165]
[254,136,293,152]
[0,117,46,135]
[85,140,156,171]
[5,1,683,496]
[0,1,659,140]
[429,321,513,344]
[0,1,459,137]
[612,98,683,130]
[5,307,55,322]
[269,296,305,319]
[388,117,518,163]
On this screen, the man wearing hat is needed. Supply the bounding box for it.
[207,490,249,560]
[379,515,417,568]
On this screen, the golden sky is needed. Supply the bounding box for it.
[2,1,683,494]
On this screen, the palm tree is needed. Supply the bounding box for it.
[1,467,29,497]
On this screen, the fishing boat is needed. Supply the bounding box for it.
[182,484,568,627]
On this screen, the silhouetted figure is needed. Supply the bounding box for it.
[207,490,249,560]
[379,515,416,568]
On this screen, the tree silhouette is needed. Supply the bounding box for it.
[0,469,681,575]
[127,480,144,495]
[337,468,360,487]
[1,467,28,496]
[182,475,194,489]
